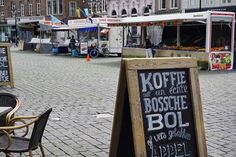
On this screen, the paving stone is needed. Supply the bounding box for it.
[1,50,236,156]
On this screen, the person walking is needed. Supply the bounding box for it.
[145,36,153,58]
[69,35,76,50]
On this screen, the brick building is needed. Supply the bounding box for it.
[0,0,88,42]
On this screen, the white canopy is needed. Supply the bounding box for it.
[108,11,235,26]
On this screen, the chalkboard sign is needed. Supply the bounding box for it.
[138,69,198,157]
[109,58,207,157]
[0,43,14,87]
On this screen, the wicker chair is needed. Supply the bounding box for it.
[0,108,52,157]
[0,93,21,126]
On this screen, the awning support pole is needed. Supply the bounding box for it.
[177,24,180,47]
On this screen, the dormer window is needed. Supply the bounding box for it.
[131,8,137,17]
[143,7,149,16]
[111,10,117,18]
[121,9,127,17]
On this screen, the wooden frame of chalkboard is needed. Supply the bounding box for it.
[109,57,207,157]
[0,43,14,88]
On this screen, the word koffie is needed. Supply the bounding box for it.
[139,71,189,131]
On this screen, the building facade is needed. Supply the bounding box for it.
[182,0,236,12]
[107,0,155,18]
[106,0,182,47]
[106,0,182,18]
[0,0,88,42]
[155,0,181,14]
[88,0,107,17]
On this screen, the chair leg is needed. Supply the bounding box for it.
[5,152,11,157]
[39,143,46,157]
[4,152,11,157]
[29,150,33,157]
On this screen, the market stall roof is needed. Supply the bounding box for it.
[108,11,235,26]
[51,23,108,31]
[51,25,70,31]
[18,21,39,29]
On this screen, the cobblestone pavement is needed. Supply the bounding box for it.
[1,50,236,157]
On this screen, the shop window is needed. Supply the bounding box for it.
[132,26,137,35]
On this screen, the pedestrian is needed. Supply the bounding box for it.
[145,35,153,58]
[69,35,76,50]
[15,37,19,47]
[7,36,12,44]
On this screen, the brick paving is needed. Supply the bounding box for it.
[0,50,236,157]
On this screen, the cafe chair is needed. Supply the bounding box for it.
[0,108,52,157]
[0,93,21,126]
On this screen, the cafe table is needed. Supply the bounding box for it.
[0,107,12,116]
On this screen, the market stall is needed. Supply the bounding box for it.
[68,18,122,57]
[108,11,235,70]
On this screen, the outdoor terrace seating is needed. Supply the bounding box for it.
[0,93,21,126]
[0,108,52,157]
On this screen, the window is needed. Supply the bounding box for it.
[0,0,4,6]
[47,0,51,15]
[11,2,15,17]
[111,10,117,17]
[121,9,127,17]
[53,0,57,15]
[222,0,231,3]
[69,2,77,17]
[170,0,177,9]
[28,0,32,16]
[1,11,4,17]
[205,0,215,5]
[131,8,137,16]
[143,7,149,16]
[131,26,137,35]
[52,0,63,15]
[59,0,63,14]
[102,0,106,12]
[36,0,41,15]
[189,0,198,7]
[210,0,214,4]
[160,0,166,10]
[95,1,100,13]
[20,3,24,16]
